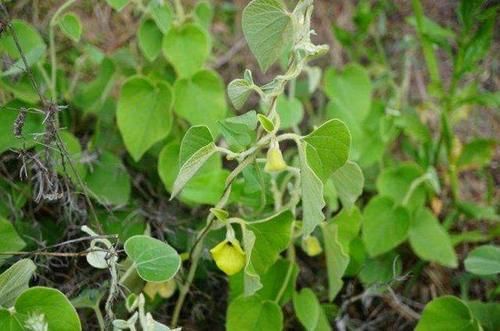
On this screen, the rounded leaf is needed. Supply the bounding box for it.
[124,235,181,282]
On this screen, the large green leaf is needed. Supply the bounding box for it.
[124,235,181,282]
[0,218,26,265]
[0,259,36,307]
[321,223,349,301]
[0,287,81,331]
[85,152,131,206]
[464,245,500,276]
[303,119,351,182]
[174,70,227,133]
[226,295,283,331]
[162,23,210,77]
[409,208,457,268]
[416,296,480,331]
[331,160,363,210]
[362,196,410,257]
[117,76,173,161]
[242,0,293,72]
[170,126,218,200]
[299,143,326,236]
[138,19,163,62]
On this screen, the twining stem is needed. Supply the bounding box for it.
[49,0,77,101]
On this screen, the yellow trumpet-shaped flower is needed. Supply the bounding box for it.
[210,239,246,276]
[302,236,323,256]
[264,144,287,173]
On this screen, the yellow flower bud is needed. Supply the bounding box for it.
[264,144,287,173]
[143,279,176,299]
[210,239,246,276]
[302,236,323,256]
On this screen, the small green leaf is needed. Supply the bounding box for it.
[331,160,364,210]
[58,12,82,42]
[210,208,229,221]
[467,301,500,331]
[73,57,115,112]
[85,152,131,206]
[409,208,457,268]
[229,259,298,306]
[227,78,253,110]
[117,76,173,161]
[194,1,214,30]
[226,295,283,331]
[0,101,44,153]
[416,296,480,331]
[138,19,163,62]
[293,288,320,331]
[300,143,326,236]
[218,111,258,151]
[124,235,181,282]
[246,210,294,276]
[159,141,228,205]
[323,64,372,120]
[457,139,495,170]
[106,0,129,11]
[257,114,274,133]
[303,119,351,182]
[0,217,26,265]
[148,1,173,33]
[0,286,82,331]
[321,223,349,301]
[171,126,217,200]
[376,163,427,211]
[162,23,210,77]
[242,0,293,72]
[174,70,227,133]
[362,196,410,257]
[464,245,500,276]
[276,96,304,129]
[0,259,36,307]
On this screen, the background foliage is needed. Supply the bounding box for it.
[0,0,498,330]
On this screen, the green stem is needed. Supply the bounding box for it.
[94,306,106,331]
[411,0,442,94]
[49,0,77,101]
[173,0,185,22]
[274,244,296,304]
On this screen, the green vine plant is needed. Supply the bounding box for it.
[168,0,358,328]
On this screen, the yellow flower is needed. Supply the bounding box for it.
[302,236,323,256]
[143,279,176,299]
[210,239,246,276]
[264,144,287,173]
